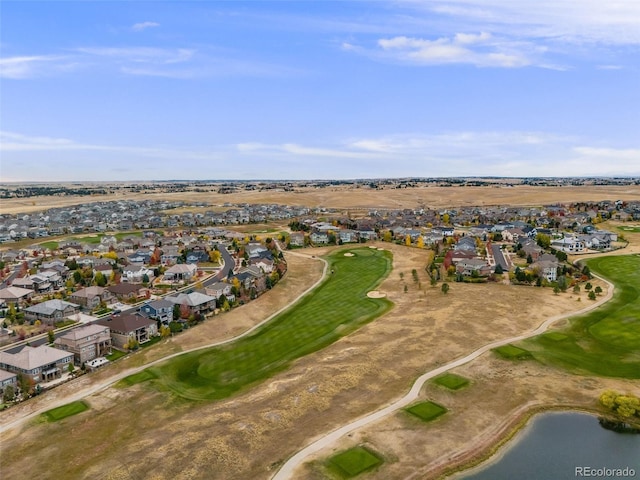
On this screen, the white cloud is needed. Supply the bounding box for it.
[132,21,160,32]
[0,55,76,79]
[75,47,195,64]
[364,32,541,68]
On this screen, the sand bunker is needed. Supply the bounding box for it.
[377,248,385,251]
[367,291,387,298]
[344,252,354,257]
[369,246,377,249]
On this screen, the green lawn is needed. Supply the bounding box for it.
[522,255,640,378]
[41,401,89,422]
[493,344,532,360]
[327,446,383,478]
[433,373,470,390]
[105,349,127,362]
[39,241,59,250]
[406,401,448,422]
[119,248,393,400]
[617,226,640,233]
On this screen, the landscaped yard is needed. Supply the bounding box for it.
[406,401,448,422]
[105,349,127,362]
[522,255,640,378]
[617,226,640,233]
[118,247,393,400]
[433,373,469,390]
[41,400,89,422]
[327,446,383,478]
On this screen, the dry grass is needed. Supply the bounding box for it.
[0,242,598,480]
[2,184,640,215]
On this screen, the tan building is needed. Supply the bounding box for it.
[96,314,157,350]
[54,324,112,365]
[0,345,73,383]
[70,286,113,310]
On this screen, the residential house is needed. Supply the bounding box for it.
[70,286,113,310]
[0,369,17,394]
[107,283,148,301]
[96,314,157,350]
[165,292,216,316]
[0,286,33,304]
[54,324,112,365]
[122,264,154,283]
[94,263,114,280]
[185,250,209,264]
[24,299,80,325]
[310,232,329,244]
[532,257,559,282]
[0,345,73,383]
[161,246,181,265]
[551,236,585,253]
[338,229,359,243]
[249,256,274,273]
[288,232,305,247]
[454,236,477,252]
[138,299,174,324]
[456,259,492,276]
[204,282,234,302]
[163,263,198,282]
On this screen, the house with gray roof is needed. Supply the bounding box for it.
[54,324,112,365]
[165,291,216,316]
[96,314,157,350]
[24,299,80,325]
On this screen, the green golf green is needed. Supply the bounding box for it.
[406,401,447,422]
[493,344,532,360]
[523,255,640,378]
[120,247,393,400]
[433,373,470,390]
[327,446,383,478]
[41,401,89,422]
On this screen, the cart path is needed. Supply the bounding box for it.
[271,273,615,480]
[0,251,328,435]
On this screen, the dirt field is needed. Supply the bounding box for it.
[2,184,640,215]
[0,242,604,480]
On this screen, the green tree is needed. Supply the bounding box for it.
[536,233,551,249]
[173,304,180,320]
[595,285,603,295]
[47,330,55,344]
[557,275,568,292]
[441,283,450,295]
[573,285,580,294]
[494,264,504,275]
[588,291,597,301]
[553,286,560,295]
[95,271,107,287]
[526,254,533,264]
[160,325,171,338]
[3,385,15,403]
[68,362,75,374]
[585,282,592,290]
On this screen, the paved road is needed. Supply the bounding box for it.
[0,250,327,435]
[271,273,615,480]
[0,244,235,354]
[491,244,510,271]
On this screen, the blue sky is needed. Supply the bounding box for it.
[1,1,639,181]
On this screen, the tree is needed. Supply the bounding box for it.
[3,385,15,403]
[595,285,603,295]
[585,282,593,290]
[160,325,171,338]
[47,330,55,344]
[573,285,581,294]
[416,236,424,249]
[179,301,190,319]
[582,265,592,278]
[494,264,504,275]
[173,304,181,321]
[405,234,412,246]
[169,321,183,333]
[588,291,597,301]
[526,254,533,264]
[95,271,107,287]
[536,233,551,249]
[441,283,450,294]
[442,213,450,225]
[557,275,568,292]
[383,231,392,242]
[68,362,75,374]
[553,286,560,295]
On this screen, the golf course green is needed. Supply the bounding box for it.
[120,247,393,400]
[523,255,640,378]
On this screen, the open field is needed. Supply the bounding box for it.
[119,247,392,400]
[522,255,640,378]
[40,401,89,422]
[0,242,600,480]
[2,184,640,215]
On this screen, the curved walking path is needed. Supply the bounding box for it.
[0,251,328,435]
[272,272,615,480]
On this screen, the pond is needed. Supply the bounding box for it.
[459,412,640,480]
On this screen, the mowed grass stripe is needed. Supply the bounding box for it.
[127,248,392,400]
[523,255,640,378]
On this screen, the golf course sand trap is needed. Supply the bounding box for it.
[369,246,378,249]
[367,290,386,298]
[377,248,385,251]
[344,252,354,257]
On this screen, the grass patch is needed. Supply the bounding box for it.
[617,226,640,233]
[522,255,640,378]
[433,373,470,390]
[493,344,532,360]
[327,446,383,478]
[116,369,157,388]
[41,401,89,422]
[93,308,112,316]
[68,235,103,244]
[39,241,59,250]
[123,247,393,400]
[541,332,568,342]
[140,336,163,349]
[406,401,447,422]
[105,349,127,362]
